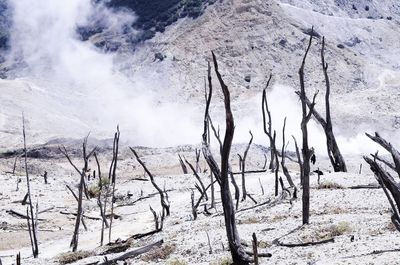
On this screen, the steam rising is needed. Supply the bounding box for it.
[3,0,394,155]
[6,0,201,146]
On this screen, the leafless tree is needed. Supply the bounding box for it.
[130,148,170,216]
[22,116,39,258]
[280,117,295,188]
[59,134,96,251]
[238,131,253,201]
[201,52,251,264]
[297,37,346,172]
[364,132,400,231]
[108,126,120,243]
[261,75,277,171]
[297,30,318,225]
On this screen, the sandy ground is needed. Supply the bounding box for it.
[0,141,399,265]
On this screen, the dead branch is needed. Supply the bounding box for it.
[178,154,188,174]
[239,131,253,201]
[280,117,295,187]
[277,237,334,247]
[261,74,277,170]
[96,240,164,265]
[130,148,170,216]
[186,158,208,200]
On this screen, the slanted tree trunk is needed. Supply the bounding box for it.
[298,30,318,225]
[239,131,253,201]
[22,116,39,258]
[298,37,346,172]
[364,132,400,231]
[201,52,250,264]
[261,75,276,171]
[280,117,295,187]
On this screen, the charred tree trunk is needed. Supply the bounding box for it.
[364,133,400,231]
[201,52,250,264]
[239,131,253,201]
[22,116,39,258]
[292,135,303,185]
[298,37,346,172]
[130,148,170,216]
[298,30,318,225]
[108,127,120,243]
[261,75,276,171]
[280,117,295,187]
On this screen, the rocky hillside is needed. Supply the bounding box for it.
[120,0,400,137]
[0,0,399,148]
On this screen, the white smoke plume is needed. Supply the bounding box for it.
[5,0,201,147]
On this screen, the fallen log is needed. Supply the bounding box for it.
[96,239,164,265]
[277,237,334,247]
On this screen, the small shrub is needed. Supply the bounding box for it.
[239,216,259,224]
[318,222,351,239]
[317,181,343,189]
[210,256,233,265]
[258,240,270,248]
[166,257,188,265]
[58,250,93,264]
[88,185,101,198]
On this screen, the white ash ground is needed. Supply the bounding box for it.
[0,142,399,265]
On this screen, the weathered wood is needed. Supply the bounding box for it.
[178,154,188,174]
[261,74,276,170]
[201,53,250,264]
[96,240,164,265]
[22,116,39,258]
[297,29,318,225]
[277,237,334,247]
[252,233,259,265]
[185,158,208,200]
[239,131,253,201]
[130,148,170,216]
[292,135,303,185]
[108,126,120,243]
[280,117,295,187]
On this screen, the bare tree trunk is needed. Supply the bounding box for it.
[108,127,120,243]
[298,30,318,225]
[22,115,39,258]
[130,148,170,216]
[261,75,276,171]
[201,52,250,264]
[292,135,303,185]
[280,118,295,187]
[298,37,346,172]
[239,131,253,201]
[364,133,400,231]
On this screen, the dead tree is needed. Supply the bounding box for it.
[201,52,251,264]
[280,117,295,187]
[238,131,253,201]
[297,37,346,172]
[22,116,39,258]
[185,158,208,200]
[108,127,120,243]
[292,136,303,185]
[364,132,400,231]
[59,134,96,252]
[130,148,170,216]
[178,154,188,174]
[298,30,318,225]
[261,75,277,170]
[93,152,109,246]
